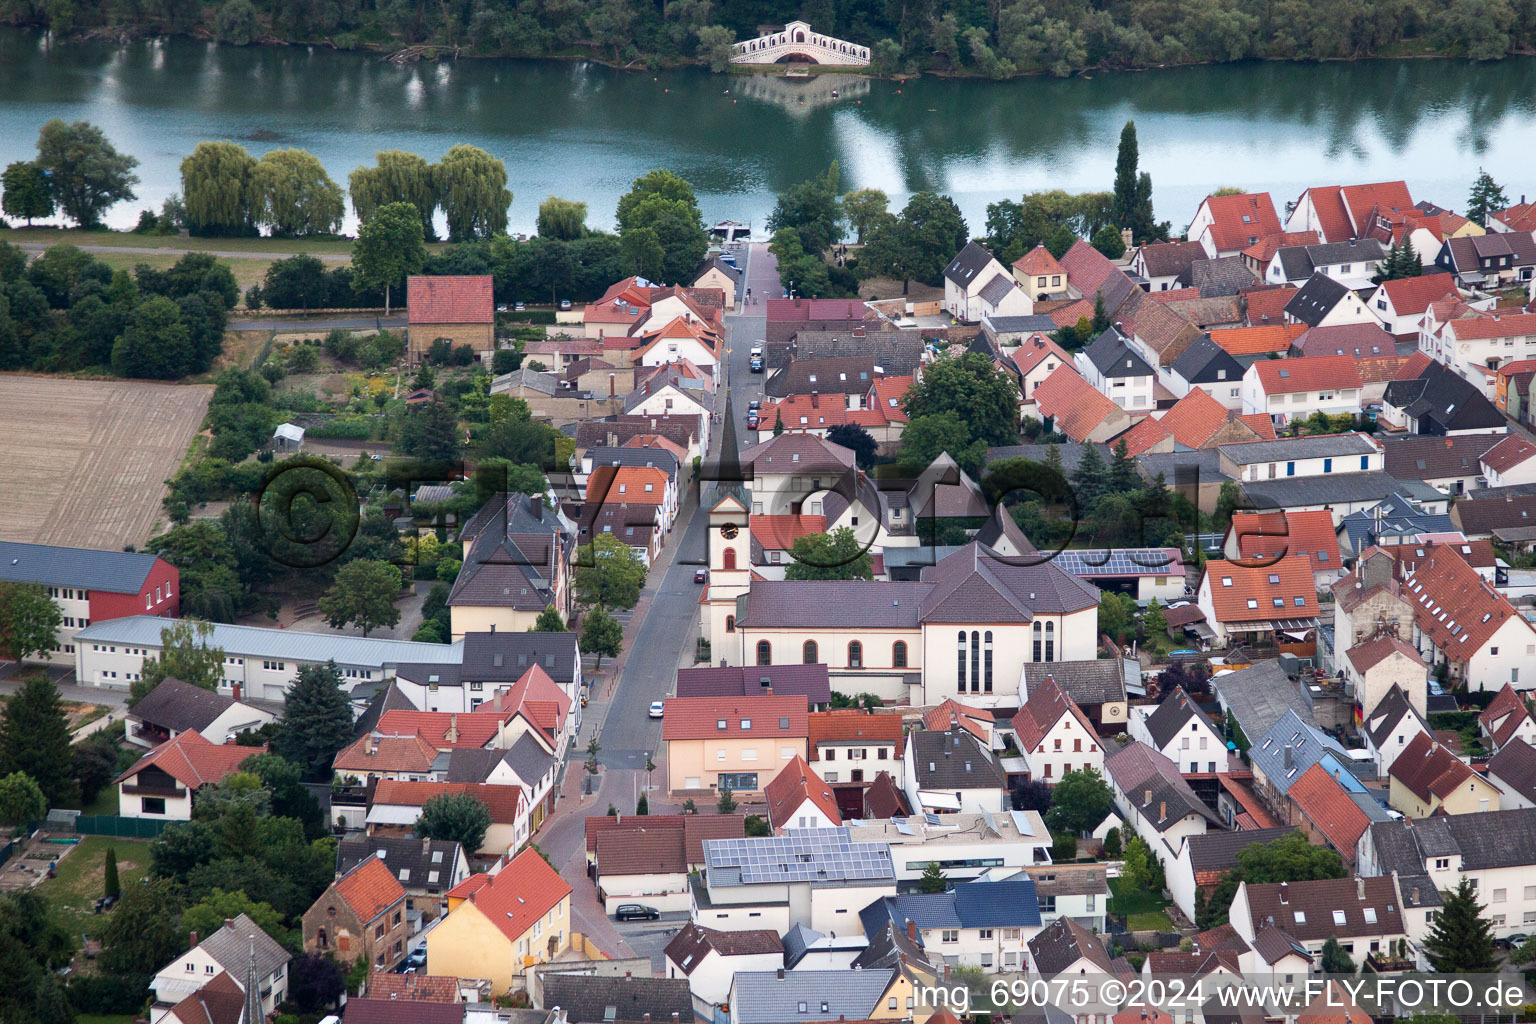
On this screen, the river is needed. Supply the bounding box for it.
[3,27,1536,236]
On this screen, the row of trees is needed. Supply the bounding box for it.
[7,0,1535,74]
[0,243,234,377]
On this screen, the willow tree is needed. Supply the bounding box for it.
[253,148,345,237]
[435,145,511,241]
[180,140,259,236]
[349,150,439,239]
[537,196,588,240]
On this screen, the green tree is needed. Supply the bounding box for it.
[1107,437,1138,493]
[103,845,120,898]
[580,605,624,669]
[1467,168,1509,228]
[1111,120,1139,235]
[1422,877,1497,972]
[1044,225,1076,259]
[349,150,440,239]
[637,792,650,815]
[1120,836,1165,893]
[214,0,259,43]
[584,737,601,779]
[101,877,182,975]
[317,560,401,637]
[1,162,54,225]
[533,605,567,632]
[575,532,649,610]
[1143,598,1168,638]
[616,169,702,233]
[717,787,737,814]
[826,423,878,469]
[860,191,968,293]
[182,888,288,946]
[416,792,492,853]
[903,352,1021,447]
[897,413,987,477]
[1071,442,1107,507]
[1091,224,1126,259]
[396,399,463,462]
[1098,592,1132,638]
[253,148,345,237]
[537,196,588,240]
[769,165,843,255]
[180,141,259,236]
[0,582,62,664]
[1044,767,1113,835]
[783,528,874,581]
[842,188,888,244]
[275,661,355,778]
[352,201,426,315]
[1101,826,1122,858]
[1320,936,1357,974]
[0,771,46,828]
[0,677,77,806]
[436,145,512,240]
[130,619,226,706]
[919,861,949,893]
[111,294,193,379]
[696,25,736,71]
[35,119,140,228]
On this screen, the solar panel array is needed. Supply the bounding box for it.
[1052,548,1178,577]
[705,827,895,884]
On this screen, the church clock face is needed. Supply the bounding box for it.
[719,523,740,540]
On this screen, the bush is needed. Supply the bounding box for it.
[491,347,522,375]
[69,973,153,1014]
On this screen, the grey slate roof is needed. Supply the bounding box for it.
[851,920,935,972]
[729,969,893,1024]
[1185,827,1298,873]
[1283,273,1352,326]
[505,732,556,784]
[1340,492,1453,552]
[1383,359,1506,433]
[1363,684,1427,748]
[1382,433,1502,481]
[1187,256,1258,297]
[944,241,999,289]
[1240,473,1442,512]
[540,975,693,1024]
[1138,240,1208,279]
[1213,659,1312,738]
[1488,739,1536,807]
[1218,434,1377,464]
[448,531,556,611]
[336,836,464,890]
[675,665,832,704]
[1021,660,1128,706]
[129,678,239,733]
[910,729,1007,791]
[491,368,557,396]
[986,442,1089,474]
[984,314,1060,336]
[1245,709,1355,797]
[979,271,1017,306]
[1141,686,1219,750]
[765,355,880,398]
[1365,808,1536,873]
[861,879,1042,939]
[583,446,681,478]
[1027,917,1114,974]
[0,540,163,593]
[1104,741,1221,832]
[779,329,925,375]
[692,255,742,284]
[1169,334,1245,386]
[1084,327,1154,378]
[195,914,290,985]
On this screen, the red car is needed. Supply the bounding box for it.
[694,568,709,584]
[746,413,760,430]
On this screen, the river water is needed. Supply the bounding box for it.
[3,27,1536,236]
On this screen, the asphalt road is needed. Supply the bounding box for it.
[594,242,780,768]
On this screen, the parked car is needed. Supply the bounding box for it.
[746,412,760,430]
[514,302,526,312]
[747,398,761,412]
[750,355,763,373]
[694,568,709,584]
[649,701,665,719]
[559,299,572,311]
[405,944,427,969]
[615,904,661,921]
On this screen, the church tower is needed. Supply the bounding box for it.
[700,393,753,661]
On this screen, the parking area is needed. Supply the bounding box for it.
[612,910,691,973]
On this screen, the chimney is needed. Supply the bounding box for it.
[224,918,235,928]
[445,714,460,744]
[776,968,786,980]
[626,971,632,980]
[764,687,772,696]
[1279,882,1289,904]
[189,930,199,947]
[531,494,544,519]
[853,325,865,338]
[1144,788,1152,804]
[1411,885,1420,903]
[1284,745,1293,770]
[907,919,917,941]
[1121,227,1133,250]
[366,734,377,756]
[610,372,616,398]
[1159,801,1166,822]
[1357,877,1366,900]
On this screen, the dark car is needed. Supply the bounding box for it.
[694,568,709,584]
[749,355,763,373]
[615,904,660,921]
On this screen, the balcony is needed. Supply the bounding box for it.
[122,782,187,799]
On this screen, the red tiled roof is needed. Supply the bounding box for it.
[1343,632,1421,674]
[1010,676,1097,754]
[869,375,912,423]
[1039,297,1095,329]
[371,780,523,825]
[1376,272,1460,316]
[923,699,991,742]
[1210,323,1305,356]
[1242,285,1298,326]
[334,732,441,774]
[1494,203,1536,233]
[1235,413,1277,439]
[1287,763,1368,864]
[116,731,261,790]
[750,514,826,552]
[1291,322,1395,359]
[1009,335,1074,377]
[1058,239,1124,299]
[807,708,904,758]
[1401,547,1523,654]
[454,847,570,943]
[1199,193,1283,253]
[764,755,842,828]
[1156,389,1231,449]
[1294,187,1354,243]
[1150,288,1202,303]
[1232,509,1341,576]
[1340,181,1414,236]
[1013,245,1066,277]
[1483,434,1536,474]
[335,856,407,921]
[1479,684,1533,748]
[1118,415,1171,458]
[661,695,809,741]
[407,275,493,325]
[366,974,461,1002]
[1200,558,1319,625]
[1033,364,1119,442]
[1389,732,1479,802]
[764,298,869,323]
[1448,312,1536,341]
[588,464,670,506]
[1252,354,1362,394]
[1242,231,1320,264]
[377,710,502,749]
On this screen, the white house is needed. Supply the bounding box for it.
[944,242,1032,323]
[1361,684,1431,776]
[1187,192,1283,258]
[1341,631,1428,722]
[1240,355,1364,426]
[633,318,722,376]
[1129,687,1226,775]
[594,828,692,913]
[1479,684,1536,753]
[1285,273,1378,328]
[1194,557,1319,647]
[1007,676,1104,782]
[125,677,273,750]
[1164,827,1297,924]
[764,756,843,832]
[1103,741,1220,855]
[844,810,1053,884]
[1487,739,1536,810]
[1263,239,1385,289]
[149,914,289,1023]
[664,923,784,1020]
[116,731,261,822]
[860,878,1045,972]
[1365,272,1463,336]
[1396,547,1536,692]
[903,729,1008,815]
[1481,434,1536,488]
[1076,327,1157,412]
[1228,876,1409,962]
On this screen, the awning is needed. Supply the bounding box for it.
[916,791,963,810]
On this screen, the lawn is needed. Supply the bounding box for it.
[1109,877,1174,931]
[76,786,120,817]
[36,836,154,947]
[7,226,361,256]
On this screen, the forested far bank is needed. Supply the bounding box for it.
[1,0,1535,77]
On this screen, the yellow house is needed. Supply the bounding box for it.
[662,695,809,796]
[872,957,941,1023]
[691,257,742,307]
[1388,732,1501,817]
[425,848,572,994]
